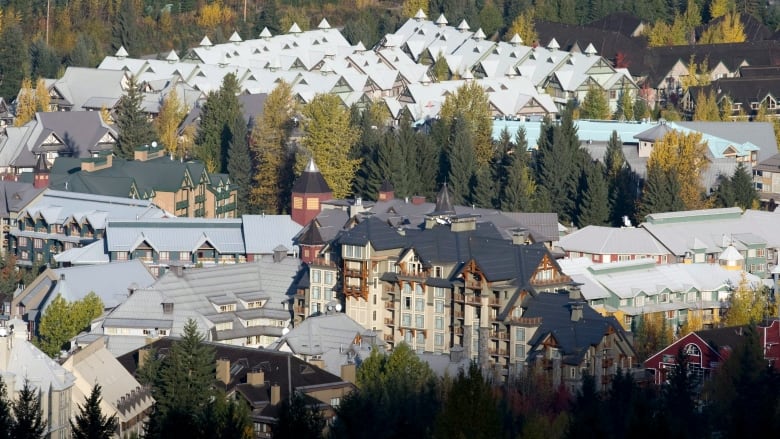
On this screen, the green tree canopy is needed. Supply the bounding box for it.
[71,385,118,439]
[580,85,611,120]
[439,81,494,166]
[115,75,155,160]
[11,380,46,439]
[195,73,242,173]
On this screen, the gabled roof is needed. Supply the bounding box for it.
[335,216,406,250]
[291,158,332,194]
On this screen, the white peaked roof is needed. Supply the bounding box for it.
[165,50,179,62]
[457,19,470,31]
[474,28,486,40]
[547,38,560,50]
[355,41,366,51]
[719,245,744,261]
[318,18,331,29]
[584,43,597,56]
[510,33,523,45]
[199,36,212,47]
[229,31,242,43]
[115,46,129,57]
[414,9,427,20]
[435,14,448,26]
[462,69,474,80]
[259,27,272,38]
[289,22,302,34]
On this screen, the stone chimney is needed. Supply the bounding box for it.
[80,152,113,172]
[134,143,164,162]
[247,370,264,386]
[378,180,395,201]
[340,363,356,384]
[570,303,583,322]
[216,358,231,385]
[411,195,426,205]
[270,384,281,405]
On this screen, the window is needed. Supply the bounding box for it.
[404,331,413,343]
[312,303,321,314]
[687,291,696,302]
[325,271,334,284]
[415,284,424,295]
[404,297,411,310]
[330,397,340,408]
[757,248,766,258]
[435,333,444,346]
[312,287,321,299]
[402,313,411,327]
[116,252,128,261]
[215,322,233,331]
[434,266,443,277]
[609,90,617,99]
[515,327,525,341]
[684,343,701,356]
[660,293,668,303]
[635,296,644,307]
[219,304,236,312]
[435,287,446,298]
[34,239,43,249]
[415,298,424,311]
[18,237,27,246]
[624,315,633,326]
[416,331,425,346]
[415,314,424,329]
[435,300,444,314]
[344,245,363,258]
[179,251,190,261]
[435,316,444,330]
[373,311,376,321]
[312,269,321,283]
[159,251,169,261]
[515,344,525,359]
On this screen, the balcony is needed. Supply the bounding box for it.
[385,318,395,326]
[454,293,464,302]
[175,200,189,211]
[195,194,206,203]
[507,316,543,326]
[294,306,305,314]
[490,331,508,340]
[384,334,394,342]
[465,295,482,305]
[465,279,482,290]
[385,302,395,310]
[489,348,509,356]
[453,326,464,335]
[194,207,205,217]
[344,268,362,277]
[216,202,236,214]
[453,309,464,319]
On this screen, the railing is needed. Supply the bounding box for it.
[453,310,464,318]
[216,202,236,214]
[489,348,508,356]
[309,257,337,268]
[385,302,395,310]
[384,318,394,325]
[175,200,189,210]
[466,296,482,305]
[384,334,394,342]
[453,326,464,335]
[194,207,205,217]
[344,268,362,277]
[294,306,305,314]
[490,331,508,340]
[453,293,464,302]
[195,194,206,203]
[465,279,482,290]
[507,316,543,326]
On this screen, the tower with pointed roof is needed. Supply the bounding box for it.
[291,158,332,226]
[33,153,50,189]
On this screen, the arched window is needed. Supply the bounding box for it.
[684,343,701,356]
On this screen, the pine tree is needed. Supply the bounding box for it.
[11,380,46,439]
[254,0,282,35]
[615,87,635,121]
[434,363,501,439]
[274,392,326,439]
[115,76,155,160]
[730,162,758,209]
[250,81,295,214]
[71,385,118,439]
[446,115,476,206]
[660,349,701,438]
[195,73,242,174]
[471,165,495,208]
[639,162,685,217]
[227,113,251,215]
[0,21,29,101]
[112,0,139,55]
[580,85,611,120]
[0,376,12,439]
[501,128,536,212]
[536,108,583,224]
[299,94,361,199]
[577,161,610,227]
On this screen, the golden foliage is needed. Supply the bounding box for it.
[300,93,361,199]
[700,11,746,44]
[280,10,310,33]
[15,78,36,127]
[439,81,494,166]
[154,89,188,157]
[681,56,710,92]
[99,105,112,124]
[646,15,689,47]
[35,78,51,112]
[507,10,538,46]
[402,0,429,17]
[724,272,769,327]
[649,130,711,210]
[693,90,720,121]
[679,310,704,336]
[709,0,734,19]
[197,0,234,29]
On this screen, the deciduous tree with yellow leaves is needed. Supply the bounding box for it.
[439,81,493,166]
[648,130,711,210]
[14,78,36,127]
[700,11,746,44]
[507,10,538,47]
[154,89,188,157]
[724,273,771,327]
[402,0,429,17]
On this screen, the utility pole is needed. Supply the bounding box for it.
[46,0,51,45]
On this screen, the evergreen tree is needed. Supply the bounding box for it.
[446,115,476,206]
[250,81,295,214]
[501,128,536,212]
[0,376,12,439]
[71,385,118,439]
[566,374,608,439]
[0,22,29,101]
[660,349,702,438]
[196,73,242,174]
[639,162,684,217]
[254,0,282,36]
[580,85,611,120]
[227,113,251,215]
[439,82,494,166]
[471,165,495,208]
[605,131,640,225]
[68,35,96,68]
[615,88,635,121]
[351,104,389,199]
[535,108,583,224]
[274,391,325,439]
[730,162,758,209]
[112,0,139,55]
[115,76,155,160]
[577,161,610,227]
[29,39,60,79]
[434,362,501,439]
[11,380,46,439]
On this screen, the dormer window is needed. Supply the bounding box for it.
[162,302,174,314]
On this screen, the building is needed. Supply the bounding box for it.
[557,225,674,264]
[0,318,75,439]
[9,190,167,267]
[61,336,154,437]
[644,319,780,385]
[49,145,238,218]
[11,260,156,336]
[117,339,355,438]
[0,181,45,254]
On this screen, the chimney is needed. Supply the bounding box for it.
[570,303,583,322]
[568,284,583,301]
[512,229,530,245]
[411,195,426,205]
[450,345,464,363]
[216,358,231,385]
[80,152,113,172]
[138,348,151,369]
[270,384,281,405]
[340,363,356,384]
[247,370,264,386]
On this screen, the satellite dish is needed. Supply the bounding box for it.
[151,141,158,148]
[335,303,342,312]
[327,305,333,311]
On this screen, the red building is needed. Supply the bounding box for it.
[645,320,780,385]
